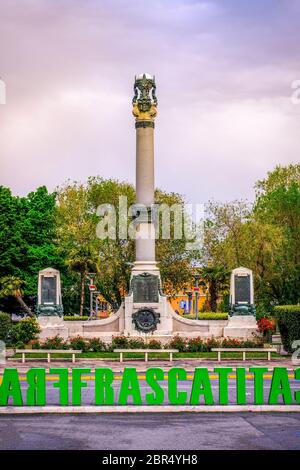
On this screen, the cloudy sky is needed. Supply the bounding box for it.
[0,0,299,204]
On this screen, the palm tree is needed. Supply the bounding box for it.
[0,275,34,317]
[199,266,229,312]
[67,247,97,316]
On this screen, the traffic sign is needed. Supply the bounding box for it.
[89,285,96,291]
[193,287,200,292]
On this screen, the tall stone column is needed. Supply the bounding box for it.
[132,73,159,274]
[124,74,173,337]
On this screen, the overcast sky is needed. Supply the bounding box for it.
[0,0,299,204]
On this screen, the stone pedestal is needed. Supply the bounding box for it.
[131,261,160,277]
[38,316,69,340]
[124,292,173,338]
[223,315,258,340]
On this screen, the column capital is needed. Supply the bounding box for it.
[132,73,157,128]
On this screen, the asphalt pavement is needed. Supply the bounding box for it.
[1,360,299,450]
[1,412,300,450]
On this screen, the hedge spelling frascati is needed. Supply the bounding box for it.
[0,367,299,406]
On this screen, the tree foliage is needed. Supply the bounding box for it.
[1,164,299,316]
[0,186,63,313]
[201,164,300,309]
[56,177,198,311]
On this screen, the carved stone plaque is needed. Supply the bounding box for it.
[132,308,160,332]
[234,275,250,303]
[132,273,159,303]
[41,276,57,304]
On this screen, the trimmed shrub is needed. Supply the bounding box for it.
[41,335,68,350]
[63,316,89,321]
[165,335,187,352]
[274,305,300,353]
[111,336,129,349]
[221,338,243,348]
[9,318,40,346]
[255,304,273,321]
[88,337,107,352]
[128,338,146,349]
[242,338,264,348]
[220,337,263,349]
[147,339,162,349]
[0,312,11,342]
[31,340,41,350]
[68,336,89,352]
[187,337,205,352]
[184,312,228,320]
[205,337,222,351]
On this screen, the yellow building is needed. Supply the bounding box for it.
[168,285,207,315]
[95,293,111,318]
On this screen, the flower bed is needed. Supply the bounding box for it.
[30,334,264,353]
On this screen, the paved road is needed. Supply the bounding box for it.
[1,413,300,450]
[1,375,300,450]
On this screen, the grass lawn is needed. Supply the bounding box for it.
[11,351,281,360]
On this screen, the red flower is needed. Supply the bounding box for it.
[257,317,275,334]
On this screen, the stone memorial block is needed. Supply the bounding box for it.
[36,267,63,317]
[229,267,255,316]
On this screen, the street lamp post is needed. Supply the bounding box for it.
[87,273,96,318]
[187,291,193,315]
[193,274,200,320]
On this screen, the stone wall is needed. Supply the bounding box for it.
[38,302,257,342]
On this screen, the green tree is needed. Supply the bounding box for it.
[56,182,98,315]
[0,186,21,277]
[0,276,33,316]
[18,186,62,296]
[56,177,198,310]
[202,200,251,268]
[199,266,229,312]
[254,164,300,304]
[0,186,62,313]
[202,164,300,309]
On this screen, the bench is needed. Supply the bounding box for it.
[113,349,178,363]
[211,348,277,362]
[16,349,82,364]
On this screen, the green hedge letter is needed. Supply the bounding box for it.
[269,367,292,405]
[146,368,164,405]
[168,368,187,405]
[0,369,23,406]
[118,368,142,405]
[236,368,247,405]
[72,368,91,406]
[190,368,213,405]
[50,368,69,405]
[214,367,232,405]
[26,368,46,406]
[294,368,300,404]
[95,368,114,405]
[249,367,268,405]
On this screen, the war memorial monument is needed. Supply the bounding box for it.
[37,74,258,342]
